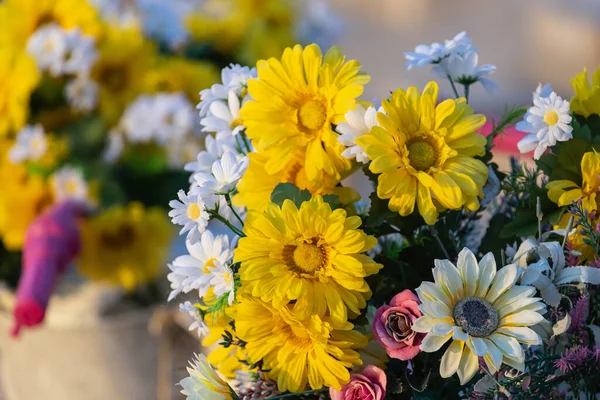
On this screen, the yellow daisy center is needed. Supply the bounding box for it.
[298,100,327,132]
[543,110,559,126]
[187,203,202,220]
[203,258,217,274]
[65,179,79,195]
[407,140,437,171]
[100,224,134,249]
[291,243,324,273]
[230,117,244,130]
[223,271,233,286]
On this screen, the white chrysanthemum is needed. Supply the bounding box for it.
[405,31,474,70]
[336,104,379,163]
[201,91,245,138]
[9,125,48,163]
[517,85,573,160]
[180,353,233,400]
[184,134,237,175]
[65,76,98,112]
[62,28,98,75]
[208,260,235,305]
[167,231,234,301]
[103,129,125,163]
[197,64,256,119]
[433,51,497,93]
[26,23,68,76]
[413,248,545,385]
[193,152,249,195]
[169,189,210,244]
[51,166,89,202]
[179,301,209,337]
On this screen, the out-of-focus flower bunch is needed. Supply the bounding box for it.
[164,31,600,400]
[0,0,342,295]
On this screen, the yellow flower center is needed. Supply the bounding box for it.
[187,203,202,220]
[203,258,217,274]
[543,110,559,126]
[223,271,233,286]
[65,179,79,195]
[292,243,324,273]
[230,117,244,130]
[407,140,437,171]
[298,100,327,131]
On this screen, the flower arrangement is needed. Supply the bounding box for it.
[166,31,600,399]
[0,0,339,333]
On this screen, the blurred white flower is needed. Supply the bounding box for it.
[179,301,209,337]
[405,31,473,70]
[62,28,98,75]
[433,50,497,93]
[166,137,202,169]
[296,0,342,49]
[9,125,47,163]
[26,23,68,75]
[336,104,379,163]
[65,76,98,112]
[208,260,235,305]
[201,91,245,138]
[198,64,256,119]
[517,84,573,159]
[121,95,158,143]
[169,189,210,244]
[193,152,249,195]
[184,134,237,175]
[103,129,125,163]
[51,166,89,202]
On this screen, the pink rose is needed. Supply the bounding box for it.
[372,289,424,360]
[329,365,386,400]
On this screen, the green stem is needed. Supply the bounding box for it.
[240,132,252,154]
[267,389,327,399]
[429,226,451,260]
[464,84,470,103]
[447,75,460,99]
[210,211,245,237]
[225,193,245,226]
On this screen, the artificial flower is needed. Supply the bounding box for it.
[168,189,210,244]
[413,248,545,384]
[372,289,425,361]
[240,43,370,183]
[329,365,387,400]
[432,50,497,93]
[179,301,209,337]
[180,353,234,400]
[103,129,124,163]
[547,151,600,213]
[25,23,68,75]
[201,90,245,138]
[404,31,473,70]
[356,81,488,225]
[9,124,48,163]
[184,134,237,175]
[570,67,600,118]
[197,64,257,119]
[65,76,98,113]
[336,104,379,164]
[77,202,172,290]
[235,296,368,392]
[193,151,249,195]
[235,195,381,326]
[208,260,236,305]
[517,85,572,159]
[50,165,89,202]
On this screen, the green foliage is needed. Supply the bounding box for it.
[270,183,313,208]
[0,241,21,289]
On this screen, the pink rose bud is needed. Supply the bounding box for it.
[372,289,425,361]
[11,200,91,337]
[329,365,387,400]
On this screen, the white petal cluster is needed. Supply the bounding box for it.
[9,125,48,163]
[517,84,573,160]
[169,189,210,244]
[336,104,380,164]
[179,301,210,337]
[198,64,257,119]
[193,152,249,196]
[50,166,89,202]
[65,76,99,113]
[405,32,473,70]
[180,353,233,400]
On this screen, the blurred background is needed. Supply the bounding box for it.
[1,0,600,399]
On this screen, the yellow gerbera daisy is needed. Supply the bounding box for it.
[413,249,545,384]
[570,67,600,117]
[235,151,358,211]
[547,151,600,213]
[77,202,172,290]
[240,44,370,184]
[234,195,381,326]
[235,296,368,392]
[356,82,488,225]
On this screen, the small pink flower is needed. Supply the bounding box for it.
[329,365,386,400]
[372,289,424,361]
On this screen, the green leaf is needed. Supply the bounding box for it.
[536,153,557,177]
[270,182,312,207]
[322,193,341,209]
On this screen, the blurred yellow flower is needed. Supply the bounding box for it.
[77,202,172,290]
[91,27,157,126]
[571,67,600,118]
[0,49,40,137]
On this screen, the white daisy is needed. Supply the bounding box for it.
[9,125,48,163]
[65,76,98,112]
[179,301,209,337]
[153,92,196,145]
[180,353,233,400]
[197,64,256,119]
[103,128,125,163]
[193,151,249,195]
[51,166,89,202]
[201,90,245,138]
[208,260,235,305]
[121,94,159,143]
[169,189,210,244]
[61,28,98,76]
[413,248,545,384]
[183,134,237,175]
[517,85,573,159]
[26,23,68,76]
[405,31,474,70]
[433,50,497,93]
[336,104,379,163]
[167,231,234,301]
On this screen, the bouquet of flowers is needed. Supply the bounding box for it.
[166,31,600,399]
[0,0,339,333]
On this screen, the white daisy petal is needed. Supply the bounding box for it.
[482,339,503,373]
[489,334,524,362]
[419,301,452,319]
[499,310,545,327]
[468,337,488,357]
[420,332,452,352]
[440,340,465,378]
[458,248,479,297]
[495,327,542,346]
[456,345,479,385]
[412,316,439,333]
[485,264,518,303]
